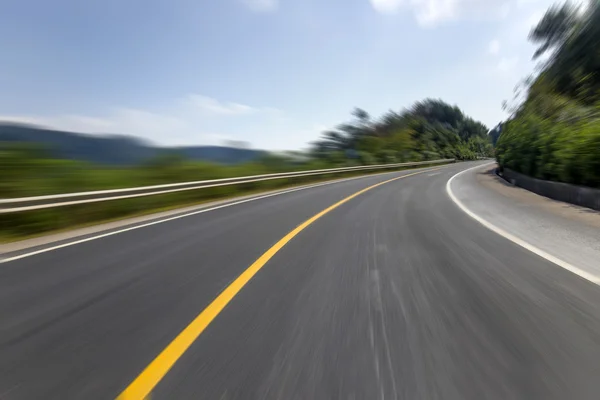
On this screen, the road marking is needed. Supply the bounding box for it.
[428,172,440,176]
[446,163,600,285]
[1,166,446,264]
[115,167,442,400]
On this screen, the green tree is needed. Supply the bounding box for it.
[312,99,489,163]
[529,2,580,59]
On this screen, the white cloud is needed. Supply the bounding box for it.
[0,109,207,146]
[488,39,501,55]
[370,0,590,28]
[186,94,276,116]
[369,0,582,128]
[369,0,518,26]
[0,95,319,150]
[241,0,278,13]
[0,95,284,148]
[369,0,403,13]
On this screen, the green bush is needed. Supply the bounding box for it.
[0,144,453,241]
[496,1,600,188]
[496,98,600,188]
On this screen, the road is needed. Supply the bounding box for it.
[2,161,600,400]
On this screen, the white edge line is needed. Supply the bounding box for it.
[0,159,454,206]
[446,163,600,285]
[1,165,443,264]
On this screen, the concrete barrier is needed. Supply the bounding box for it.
[501,168,600,211]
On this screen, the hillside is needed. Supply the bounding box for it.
[0,123,265,165]
[495,1,600,188]
[311,99,493,163]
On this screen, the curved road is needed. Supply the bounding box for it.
[2,161,600,399]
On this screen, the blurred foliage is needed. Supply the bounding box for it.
[496,0,600,188]
[311,100,493,163]
[0,139,453,240]
[1,97,490,240]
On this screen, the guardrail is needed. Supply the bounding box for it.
[0,159,455,213]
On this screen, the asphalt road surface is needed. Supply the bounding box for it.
[2,161,600,400]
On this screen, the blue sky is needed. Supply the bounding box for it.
[0,0,580,150]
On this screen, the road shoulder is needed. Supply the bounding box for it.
[449,164,600,280]
[479,166,600,229]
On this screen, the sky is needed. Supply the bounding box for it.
[0,0,583,150]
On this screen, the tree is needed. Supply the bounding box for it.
[356,135,383,155]
[312,99,489,163]
[495,0,600,188]
[528,0,600,104]
[352,107,370,124]
[529,2,580,60]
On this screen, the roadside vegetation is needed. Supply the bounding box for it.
[312,99,493,164]
[496,0,600,188]
[1,98,492,241]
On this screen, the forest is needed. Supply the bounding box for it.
[1,98,491,241]
[311,99,492,164]
[496,0,600,188]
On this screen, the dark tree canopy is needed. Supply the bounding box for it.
[529,2,580,59]
[312,98,492,163]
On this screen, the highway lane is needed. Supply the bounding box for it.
[2,161,600,399]
[151,161,600,400]
[0,164,451,399]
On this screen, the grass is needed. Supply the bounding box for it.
[0,161,454,245]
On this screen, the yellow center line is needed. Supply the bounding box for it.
[116,165,445,400]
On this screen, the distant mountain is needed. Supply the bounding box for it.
[176,146,265,165]
[0,123,265,165]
